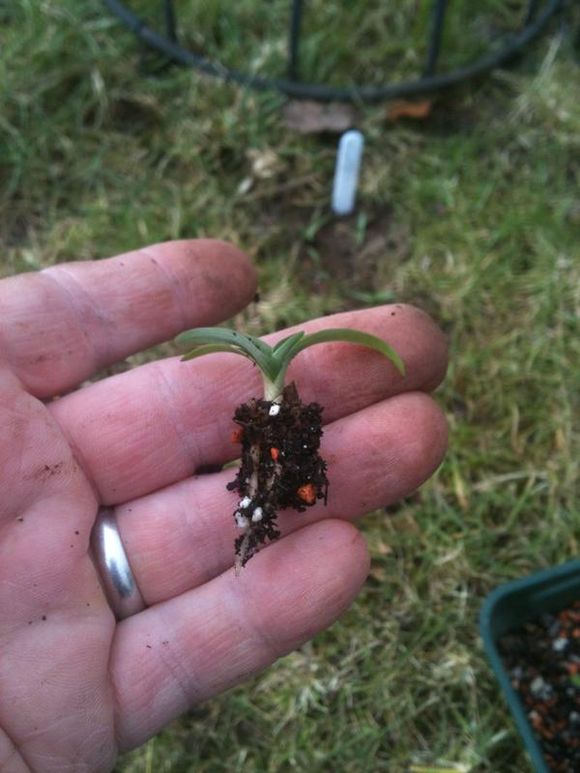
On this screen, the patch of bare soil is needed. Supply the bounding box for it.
[297,208,411,302]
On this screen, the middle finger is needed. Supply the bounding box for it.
[50,305,447,504]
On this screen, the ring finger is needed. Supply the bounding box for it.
[114,390,447,604]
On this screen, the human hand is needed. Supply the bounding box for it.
[0,240,447,771]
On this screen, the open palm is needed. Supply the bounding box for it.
[0,240,447,772]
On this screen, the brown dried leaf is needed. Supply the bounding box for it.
[370,565,387,582]
[376,540,393,556]
[386,99,433,122]
[246,148,284,179]
[283,100,356,134]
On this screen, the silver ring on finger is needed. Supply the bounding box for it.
[91,507,146,620]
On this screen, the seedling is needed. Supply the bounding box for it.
[176,326,405,570]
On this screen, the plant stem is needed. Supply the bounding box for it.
[263,374,284,402]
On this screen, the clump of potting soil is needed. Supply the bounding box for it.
[227,382,328,568]
[499,600,580,773]
[175,324,405,569]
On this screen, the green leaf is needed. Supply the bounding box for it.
[292,328,405,375]
[176,327,252,351]
[272,332,305,360]
[248,335,274,357]
[175,327,279,381]
[175,326,405,387]
[180,344,252,362]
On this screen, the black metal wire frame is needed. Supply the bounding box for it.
[103,0,563,103]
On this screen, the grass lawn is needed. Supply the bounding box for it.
[1,2,579,771]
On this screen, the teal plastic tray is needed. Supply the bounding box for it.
[480,559,580,773]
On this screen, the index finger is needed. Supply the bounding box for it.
[0,240,257,397]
